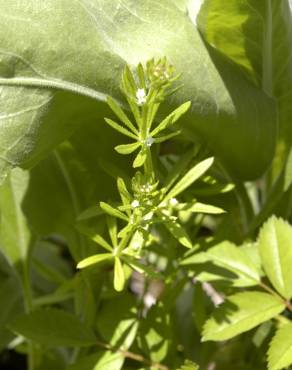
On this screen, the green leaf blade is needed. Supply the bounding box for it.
[8,308,97,347]
[268,323,292,370]
[114,257,125,292]
[164,157,214,201]
[206,241,261,287]
[203,292,285,341]
[77,253,113,269]
[259,216,292,299]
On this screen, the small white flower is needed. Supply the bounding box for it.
[169,198,178,206]
[131,199,140,208]
[145,136,154,147]
[136,88,147,105]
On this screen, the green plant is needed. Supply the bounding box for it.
[0,1,292,370]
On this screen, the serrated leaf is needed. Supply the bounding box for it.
[114,257,125,292]
[164,157,214,201]
[206,241,261,287]
[115,142,140,154]
[268,323,292,370]
[151,101,191,136]
[104,118,137,139]
[107,96,138,134]
[203,292,285,341]
[164,220,192,248]
[100,202,129,222]
[259,216,292,299]
[8,308,96,347]
[77,253,113,269]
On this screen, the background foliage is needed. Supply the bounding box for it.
[0,1,292,370]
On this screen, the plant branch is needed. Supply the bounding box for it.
[259,281,292,312]
[96,340,169,370]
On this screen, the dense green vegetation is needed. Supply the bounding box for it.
[0,1,292,369]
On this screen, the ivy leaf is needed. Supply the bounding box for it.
[114,257,125,292]
[8,308,96,347]
[77,253,113,269]
[268,323,292,370]
[205,241,261,287]
[259,216,292,299]
[203,292,285,341]
[164,158,214,201]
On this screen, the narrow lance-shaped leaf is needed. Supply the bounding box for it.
[268,322,292,370]
[100,202,129,222]
[104,118,138,140]
[133,149,147,168]
[107,96,138,134]
[164,219,192,248]
[259,216,292,299]
[203,292,285,341]
[114,257,125,292]
[77,253,113,269]
[92,233,114,252]
[115,142,140,155]
[107,216,118,249]
[154,130,181,143]
[164,157,214,201]
[178,201,225,214]
[151,101,191,136]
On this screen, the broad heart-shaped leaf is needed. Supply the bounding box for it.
[268,323,292,370]
[205,241,261,287]
[203,292,285,341]
[0,0,276,181]
[259,216,292,299]
[197,0,292,178]
[0,168,30,265]
[8,308,96,347]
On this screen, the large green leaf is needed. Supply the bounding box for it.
[68,352,124,370]
[8,308,96,347]
[198,0,292,178]
[205,241,261,287]
[268,323,292,370]
[258,216,292,299]
[203,292,285,341]
[0,0,276,181]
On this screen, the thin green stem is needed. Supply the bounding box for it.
[22,263,35,370]
[260,281,292,312]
